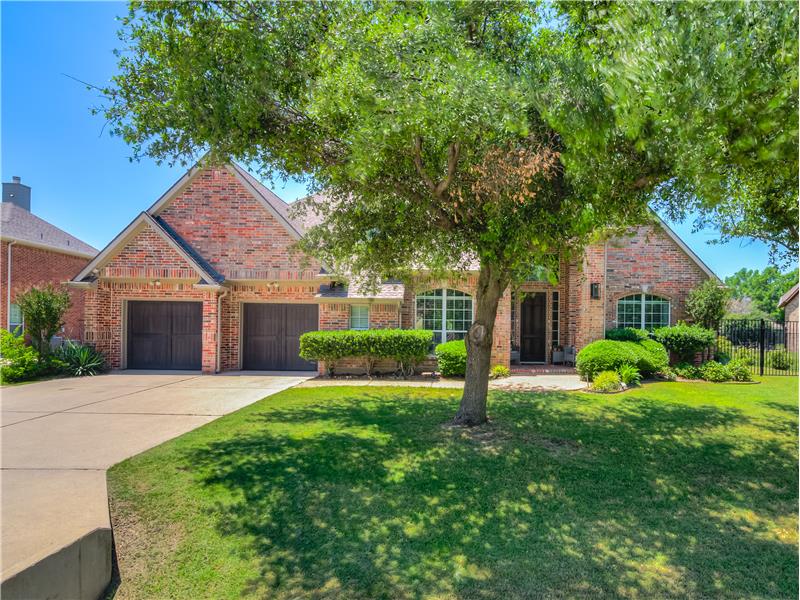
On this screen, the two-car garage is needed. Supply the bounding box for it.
[125,301,318,371]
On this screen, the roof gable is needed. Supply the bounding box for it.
[779,284,799,308]
[147,159,302,241]
[651,213,719,282]
[71,212,221,284]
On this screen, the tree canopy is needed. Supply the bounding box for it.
[555,1,798,264]
[724,267,799,321]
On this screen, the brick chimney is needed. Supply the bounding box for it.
[3,176,31,211]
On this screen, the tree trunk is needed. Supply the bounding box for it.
[452,263,505,426]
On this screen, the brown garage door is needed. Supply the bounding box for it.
[127,301,202,370]
[242,303,318,371]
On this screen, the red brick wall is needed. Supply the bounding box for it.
[156,167,321,280]
[603,225,710,328]
[1,241,91,340]
[102,226,197,280]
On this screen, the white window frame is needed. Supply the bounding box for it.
[616,293,671,330]
[350,304,370,330]
[8,302,23,334]
[415,288,474,345]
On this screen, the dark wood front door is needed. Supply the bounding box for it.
[127,301,202,370]
[242,303,318,371]
[520,293,547,362]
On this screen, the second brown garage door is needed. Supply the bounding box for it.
[242,303,318,371]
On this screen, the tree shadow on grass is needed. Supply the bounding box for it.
[182,388,798,599]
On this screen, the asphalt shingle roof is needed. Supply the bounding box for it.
[1,202,98,258]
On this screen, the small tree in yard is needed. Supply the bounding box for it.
[15,284,71,358]
[686,281,730,330]
[102,2,796,425]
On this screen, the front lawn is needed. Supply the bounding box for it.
[107,378,798,599]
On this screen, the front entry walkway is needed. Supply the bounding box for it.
[1,371,312,600]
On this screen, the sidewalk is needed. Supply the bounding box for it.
[298,373,586,391]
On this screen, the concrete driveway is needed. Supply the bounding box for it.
[1,371,312,600]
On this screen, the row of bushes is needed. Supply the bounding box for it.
[672,359,752,382]
[299,329,433,376]
[576,338,668,381]
[1,329,106,383]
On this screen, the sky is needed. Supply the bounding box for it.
[1,1,789,280]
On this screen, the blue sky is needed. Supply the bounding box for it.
[1,1,787,279]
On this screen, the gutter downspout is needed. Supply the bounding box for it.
[603,240,608,333]
[6,241,15,330]
[216,288,228,373]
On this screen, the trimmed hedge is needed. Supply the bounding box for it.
[435,340,467,377]
[606,327,649,342]
[576,339,668,381]
[299,329,433,376]
[653,324,716,362]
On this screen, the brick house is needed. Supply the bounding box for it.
[2,177,98,340]
[69,162,717,374]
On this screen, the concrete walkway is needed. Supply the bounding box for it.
[298,373,586,391]
[1,371,311,600]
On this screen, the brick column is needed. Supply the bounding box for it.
[490,287,512,369]
[201,291,219,374]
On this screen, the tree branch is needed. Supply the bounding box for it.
[412,136,461,199]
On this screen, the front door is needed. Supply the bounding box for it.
[520,293,547,362]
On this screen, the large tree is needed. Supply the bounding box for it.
[103,1,795,424]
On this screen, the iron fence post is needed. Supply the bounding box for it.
[759,319,765,376]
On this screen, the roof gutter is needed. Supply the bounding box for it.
[0,236,97,259]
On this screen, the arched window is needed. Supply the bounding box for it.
[415,289,473,345]
[617,294,671,330]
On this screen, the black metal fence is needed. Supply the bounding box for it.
[717,319,798,376]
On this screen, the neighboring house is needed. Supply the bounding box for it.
[1,177,98,340]
[778,284,798,323]
[69,162,717,374]
[778,284,799,353]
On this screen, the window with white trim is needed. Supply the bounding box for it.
[551,291,560,346]
[616,294,670,330]
[350,305,370,330]
[8,303,23,334]
[415,289,473,345]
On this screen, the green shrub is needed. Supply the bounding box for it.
[653,324,716,362]
[0,329,40,383]
[658,367,677,381]
[617,363,641,385]
[54,341,107,377]
[435,340,467,377]
[299,329,433,376]
[699,361,732,382]
[726,359,753,382]
[767,347,794,371]
[15,284,71,357]
[674,362,702,379]
[685,280,730,330]
[638,339,670,373]
[576,339,667,380]
[731,347,757,366]
[605,327,649,342]
[490,365,510,379]
[591,370,623,393]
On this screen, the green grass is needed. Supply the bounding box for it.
[107,378,798,600]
